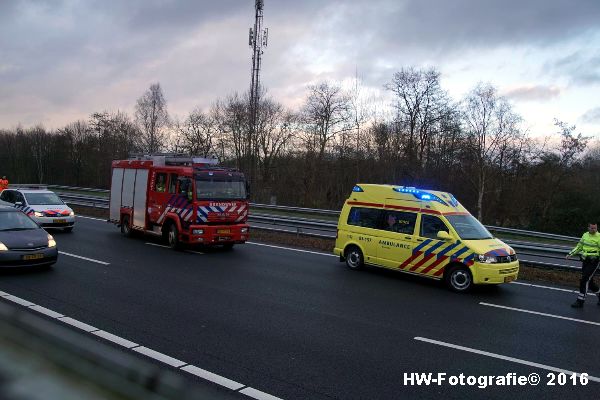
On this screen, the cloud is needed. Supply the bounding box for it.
[503,85,561,102]
[544,51,600,86]
[581,107,600,124]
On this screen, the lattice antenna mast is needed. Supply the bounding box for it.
[248,0,268,179]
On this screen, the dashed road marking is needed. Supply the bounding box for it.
[480,302,600,326]
[59,251,109,265]
[181,365,245,390]
[247,241,336,257]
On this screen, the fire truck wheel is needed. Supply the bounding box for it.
[167,223,180,249]
[222,243,234,250]
[121,216,132,237]
[344,245,364,270]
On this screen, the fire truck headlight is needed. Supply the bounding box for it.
[34,211,44,217]
[192,229,204,235]
[241,227,249,233]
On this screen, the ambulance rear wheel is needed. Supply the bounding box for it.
[445,265,473,292]
[345,246,364,270]
[121,216,132,237]
[167,223,180,249]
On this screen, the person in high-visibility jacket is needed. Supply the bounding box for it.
[0,176,8,191]
[566,223,600,308]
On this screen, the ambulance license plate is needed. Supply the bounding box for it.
[23,254,44,261]
[54,219,66,224]
[217,229,231,234]
[504,276,515,283]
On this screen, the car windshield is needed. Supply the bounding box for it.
[24,192,63,205]
[0,211,39,231]
[195,178,246,200]
[445,214,493,240]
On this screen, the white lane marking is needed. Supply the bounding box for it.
[58,317,99,332]
[145,242,170,249]
[0,290,280,399]
[247,241,336,257]
[239,387,284,400]
[30,305,64,319]
[480,302,600,327]
[3,295,35,307]
[76,216,106,222]
[93,330,138,349]
[414,336,600,383]
[511,281,576,294]
[133,346,187,368]
[59,251,110,266]
[181,365,245,390]
[186,250,205,255]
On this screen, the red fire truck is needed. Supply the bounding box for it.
[109,154,249,249]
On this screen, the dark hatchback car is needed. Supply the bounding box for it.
[0,205,58,268]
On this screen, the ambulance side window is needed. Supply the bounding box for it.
[420,215,449,239]
[382,210,417,235]
[168,174,178,193]
[347,207,381,229]
[154,173,167,193]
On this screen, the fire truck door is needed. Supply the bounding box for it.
[148,172,170,223]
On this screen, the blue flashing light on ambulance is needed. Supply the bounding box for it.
[334,184,519,292]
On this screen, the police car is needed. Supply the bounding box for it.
[0,187,75,232]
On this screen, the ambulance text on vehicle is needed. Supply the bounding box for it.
[334,184,519,292]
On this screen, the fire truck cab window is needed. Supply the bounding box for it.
[168,173,178,194]
[155,173,167,193]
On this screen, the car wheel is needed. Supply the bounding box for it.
[167,223,180,250]
[344,245,364,270]
[445,265,473,292]
[121,215,132,237]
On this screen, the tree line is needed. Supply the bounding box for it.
[1,68,597,235]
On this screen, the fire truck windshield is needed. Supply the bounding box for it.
[195,177,247,200]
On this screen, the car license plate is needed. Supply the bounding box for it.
[54,219,67,224]
[504,276,515,283]
[217,229,231,234]
[23,254,44,261]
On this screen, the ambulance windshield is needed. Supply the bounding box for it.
[195,177,247,200]
[445,215,493,240]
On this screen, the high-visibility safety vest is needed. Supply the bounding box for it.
[0,179,8,190]
[569,232,600,258]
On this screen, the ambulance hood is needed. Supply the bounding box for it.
[461,238,515,257]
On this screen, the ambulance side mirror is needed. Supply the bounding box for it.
[437,231,453,241]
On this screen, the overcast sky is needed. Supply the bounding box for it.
[1,0,599,138]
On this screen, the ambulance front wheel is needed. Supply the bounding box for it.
[345,246,364,270]
[445,265,473,292]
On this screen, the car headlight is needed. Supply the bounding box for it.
[0,242,8,251]
[241,227,249,233]
[34,211,44,217]
[48,234,56,248]
[69,211,75,217]
[192,229,204,235]
[477,254,498,263]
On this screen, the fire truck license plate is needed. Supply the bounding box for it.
[23,254,44,261]
[54,219,66,224]
[217,229,231,234]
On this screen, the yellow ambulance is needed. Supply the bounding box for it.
[333,184,519,292]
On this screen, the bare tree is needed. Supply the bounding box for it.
[173,108,217,157]
[301,82,351,160]
[135,83,169,153]
[462,83,523,220]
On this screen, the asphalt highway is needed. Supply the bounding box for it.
[1,217,599,400]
